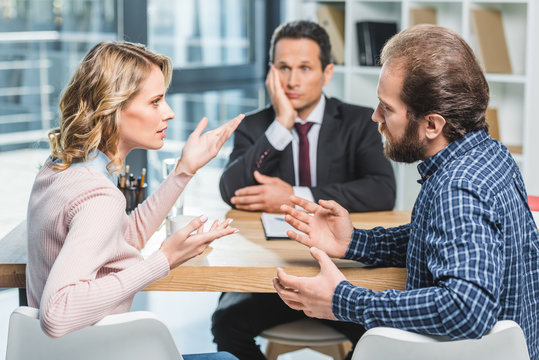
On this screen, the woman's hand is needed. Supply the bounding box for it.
[175,114,244,175]
[159,215,238,269]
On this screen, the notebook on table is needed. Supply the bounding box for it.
[261,212,307,240]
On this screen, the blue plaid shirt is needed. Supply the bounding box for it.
[332,131,539,359]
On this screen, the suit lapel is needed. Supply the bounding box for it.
[317,98,341,186]
[280,144,295,185]
[263,106,295,185]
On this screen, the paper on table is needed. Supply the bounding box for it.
[261,212,307,240]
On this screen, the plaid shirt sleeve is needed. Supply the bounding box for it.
[343,224,410,267]
[333,177,503,339]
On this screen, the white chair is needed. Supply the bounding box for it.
[6,306,183,360]
[260,318,352,360]
[351,320,530,360]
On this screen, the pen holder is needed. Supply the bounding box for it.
[121,184,147,214]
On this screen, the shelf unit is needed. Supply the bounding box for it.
[285,0,539,209]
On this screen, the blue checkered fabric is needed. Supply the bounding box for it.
[332,130,539,359]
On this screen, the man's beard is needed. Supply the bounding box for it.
[379,118,427,163]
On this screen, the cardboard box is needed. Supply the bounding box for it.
[410,8,437,26]
[317,5,345,65]
[485,107,500,141]
[470,8,512,73]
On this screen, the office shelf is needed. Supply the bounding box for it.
[287,0,539,208]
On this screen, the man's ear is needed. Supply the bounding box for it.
[423,113,446,140]
[323,63,334,86]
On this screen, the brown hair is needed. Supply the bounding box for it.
[48,41,172,172]
[380,25,489,142]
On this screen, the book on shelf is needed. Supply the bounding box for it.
[470,8,512,74]
[485,107,500,141]
[505,145,522,155]
[409,8,437,26]
[356,21,397,66]
[485,107,522,155]
[317,4,345,65]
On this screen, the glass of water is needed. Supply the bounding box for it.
[162,158,185,235]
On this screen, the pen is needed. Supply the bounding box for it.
[129,173,135,187]
[137,169,146,203]
[119,164,126,188]
[139,168,146,188]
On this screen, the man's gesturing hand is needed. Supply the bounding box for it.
[273,247,346,320]
[280,196,353,258]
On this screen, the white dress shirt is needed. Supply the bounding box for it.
[264,95,326,202]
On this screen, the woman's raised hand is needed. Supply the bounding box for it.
[175,114,244,176]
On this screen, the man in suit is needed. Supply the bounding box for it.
[219,20,395,213]
[212,21,395,360]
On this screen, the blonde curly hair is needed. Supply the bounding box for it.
[48,41,172,173]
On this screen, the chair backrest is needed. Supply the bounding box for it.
[6,306,183,360]
[351,320,530,360]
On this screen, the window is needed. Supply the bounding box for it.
[0,0,281,195]
[148,0,253,68]
[0,0,118,151]
[142,0,280,194]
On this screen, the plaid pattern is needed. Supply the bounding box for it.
[332,131,539,359]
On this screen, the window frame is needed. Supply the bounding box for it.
[121,0,281,174]
[123,0,280,94]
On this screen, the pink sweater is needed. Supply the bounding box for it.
[26,157,191,338]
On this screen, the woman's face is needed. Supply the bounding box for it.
[118,65,174,158]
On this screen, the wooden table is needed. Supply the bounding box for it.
[0,210,411,295]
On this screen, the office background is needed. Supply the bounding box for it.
[1,1,537,359]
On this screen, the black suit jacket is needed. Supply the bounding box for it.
[219,97,396,212]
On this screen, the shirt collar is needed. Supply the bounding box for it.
[417,130,489,184]
[295,94,325,125]
[68,150,119,185]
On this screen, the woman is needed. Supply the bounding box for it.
[25,41,243,360]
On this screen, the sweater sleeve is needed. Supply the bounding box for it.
[125,172,192,250]
[39,185,170,338]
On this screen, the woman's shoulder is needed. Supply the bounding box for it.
[28,159,127,234]
[36,160,122,203]
[60,168,125,221]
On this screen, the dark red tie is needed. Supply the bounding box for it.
[294,122,314,187]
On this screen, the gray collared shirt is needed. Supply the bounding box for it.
[55,150,119,185]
